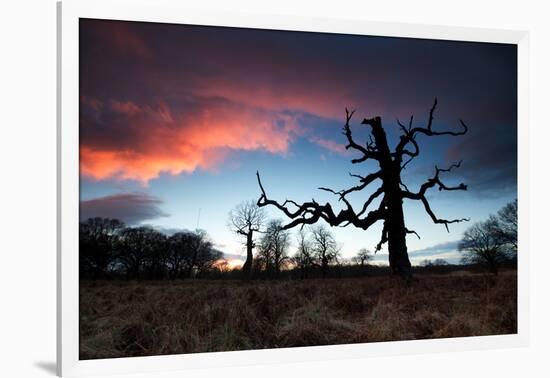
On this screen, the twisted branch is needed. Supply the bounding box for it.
[394,98,468,168]
[257,171,386,230]
[343,108,381,164]
[401,161,469,231]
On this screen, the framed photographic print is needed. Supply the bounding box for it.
[57,0,529,376]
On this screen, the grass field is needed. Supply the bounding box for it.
[79,271,517,359]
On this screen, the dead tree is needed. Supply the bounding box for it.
[257,99,469,282]
[310,225,340,278]
[293,228,315,279]
[228,200,266,278]
[257,219,290,277]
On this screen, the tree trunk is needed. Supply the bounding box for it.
[370,117,412,283]
[386,196,412,283]
[241,231,254,278]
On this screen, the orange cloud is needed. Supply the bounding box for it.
[80,97,301,183]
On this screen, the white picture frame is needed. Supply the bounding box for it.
[57,0,529,376]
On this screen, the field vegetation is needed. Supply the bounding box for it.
[80,270,517,359]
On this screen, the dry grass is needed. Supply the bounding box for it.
[79,271,517,359]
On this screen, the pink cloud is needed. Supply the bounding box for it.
[80,96,301,183]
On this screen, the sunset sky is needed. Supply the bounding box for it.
[79,19,517,265]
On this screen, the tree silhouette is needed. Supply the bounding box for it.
[256,219,290,277]
[228,201,266,278]
[352,248,372,267]
[292,228,315,279]
[310,225,340,278]
[143,231,168,279]
[115,226,164,280]
[459,219,509,275]
[257,100,469,282]
[182,229,219,278]
[167,232,196,279]
[80,217,124,279]
[494,199,518,253]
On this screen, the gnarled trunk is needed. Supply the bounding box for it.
[256,101,469,285]
[370,116,412,282]
[241,231,254,278]
[385,196,412,282]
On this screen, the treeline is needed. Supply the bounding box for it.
[80,198,518,280]
[80,218,222,280]
[79,217,363,280]
[80,215,377,281]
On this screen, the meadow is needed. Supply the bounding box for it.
[79,270,517,359]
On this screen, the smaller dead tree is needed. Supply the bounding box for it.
[311,225,340,278]
[228,200,266,278]
[257,219,291,277]
[293,228,315,279]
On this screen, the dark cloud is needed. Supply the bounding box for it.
[80,193,168,225]
[447,122,517,197]
[409,241,459,257]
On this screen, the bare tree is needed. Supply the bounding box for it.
[310,225,340,278]
[292,228,315,279]
[352,248,372,267]
[257,219,290,277]
[257,99,468,282]
[459,219,508,275]
[228,200,266,278]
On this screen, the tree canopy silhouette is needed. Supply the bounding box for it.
[459,199,517,275]
[310,225,340,278]
[459,219,507,275]
[352,248,372,267]
[228,200,266,278]
[257,99,469,282]
[493,199,518,253]
[80,217,124,279]
[256,219,291,277]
